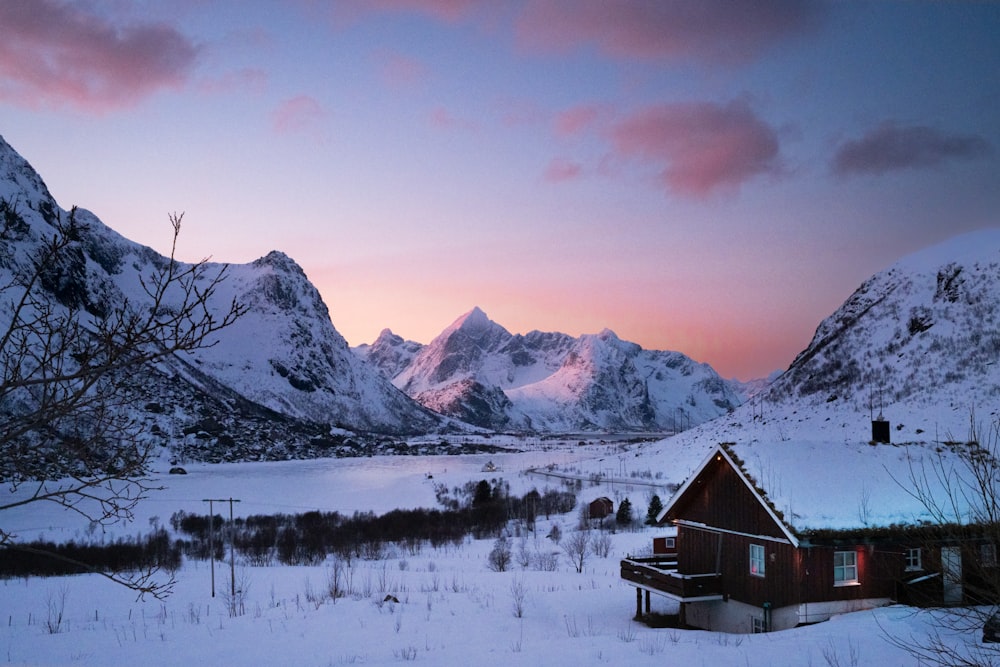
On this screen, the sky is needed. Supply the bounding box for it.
[1,1,998,381]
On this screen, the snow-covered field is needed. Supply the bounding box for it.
[0,444,983,666]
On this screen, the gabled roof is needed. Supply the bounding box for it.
[657,444,800,547]
[654,435,989,536]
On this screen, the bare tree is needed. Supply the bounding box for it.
[564,530,591,573]
[0,203,245,598]
[488,536,512,572]
[885,410,1000,667]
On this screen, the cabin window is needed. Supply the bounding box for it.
[982,543,997,568]
[750,544,766,577]
[905,548,922,571]
[834,550,858,586]
[665,537,675,549]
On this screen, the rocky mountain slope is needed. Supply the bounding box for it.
[355,307,742,432]
[0,134,451,468]
[610,228,1000,525]
[767,229,1000,415]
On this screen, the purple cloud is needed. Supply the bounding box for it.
[272,95,330,140]
[610,100,781,197]
[833,121,993,176]
[517,0,821,64]
[378,50,429,89]
[0,0,198,112]
[544,158,583,183]
[330,0,479,25]
[429,106,478,132]
[555,105,604,137]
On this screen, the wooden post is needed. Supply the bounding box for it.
[635,588,643,620]
[645,590,651,615]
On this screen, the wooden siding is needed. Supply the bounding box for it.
[664,453,908,609]
[677,525,802,608]
[798,545,897,604]
[665,453,786,539]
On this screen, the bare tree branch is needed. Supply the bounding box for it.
[0,203,246,599]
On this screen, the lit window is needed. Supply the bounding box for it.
[750,544,766,577]
[982,543,997,568]
[834,550,858,585]
[905,548,922,571]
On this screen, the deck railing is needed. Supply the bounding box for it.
[620,556,723,600]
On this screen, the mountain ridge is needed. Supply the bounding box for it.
[0,134,455,471]
[355,307,743,432]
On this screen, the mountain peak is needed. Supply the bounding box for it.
[454,306,490,332]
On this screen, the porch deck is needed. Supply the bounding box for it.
[620,556,724,601]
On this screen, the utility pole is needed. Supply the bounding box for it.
[202,498,241,599]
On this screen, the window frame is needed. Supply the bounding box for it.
[833,550,859,586]
[905,547,922,572]
[749,543,766,578]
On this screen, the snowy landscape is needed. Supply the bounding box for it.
[0,442,989,667]
[2,114,1000,664]
[3,1,999,664]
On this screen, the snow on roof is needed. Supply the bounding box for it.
[645,395,995,535]
[724,437,963,534]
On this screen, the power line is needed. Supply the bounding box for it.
[201,498,240,598]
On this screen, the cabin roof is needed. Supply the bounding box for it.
[657,437,986,536]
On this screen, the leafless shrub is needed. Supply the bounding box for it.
[563,530,591,573]
[510,576,527,618]
[45,585,69,634]
[592,531,612,558]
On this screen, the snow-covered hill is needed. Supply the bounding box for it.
[603,228,1000,530]
[0,134,450,468]
[356,307,742,432]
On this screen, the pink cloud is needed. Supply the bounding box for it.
[378,51,429,89]
[544,158,583,183]
[497,98,546,128]
[0,0,198,112]
[369,0,477,21]
[832,121,993,176]
[328,0,478,24]
[517,0,821,64]
[555,105,603,137]
[272,95,329,139]
[429,106,478,132]
[610,100,781,197]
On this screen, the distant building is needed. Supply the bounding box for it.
[589,496,614,520]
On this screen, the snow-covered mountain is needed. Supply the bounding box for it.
[356,306,742,432]
[614,228,1000,530]
[0,134,449,467]
[353,328,424,380]
[768,229,1000,414]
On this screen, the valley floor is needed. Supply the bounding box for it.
[0,446,986,666]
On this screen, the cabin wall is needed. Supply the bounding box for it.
[677,525,801,609]
[666,455,786,539]
[798,545,898,604]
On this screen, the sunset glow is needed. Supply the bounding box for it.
[2,1,997,380]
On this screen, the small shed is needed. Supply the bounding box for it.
[589,496,614,519]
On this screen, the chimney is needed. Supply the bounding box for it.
[871,416,890,444]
